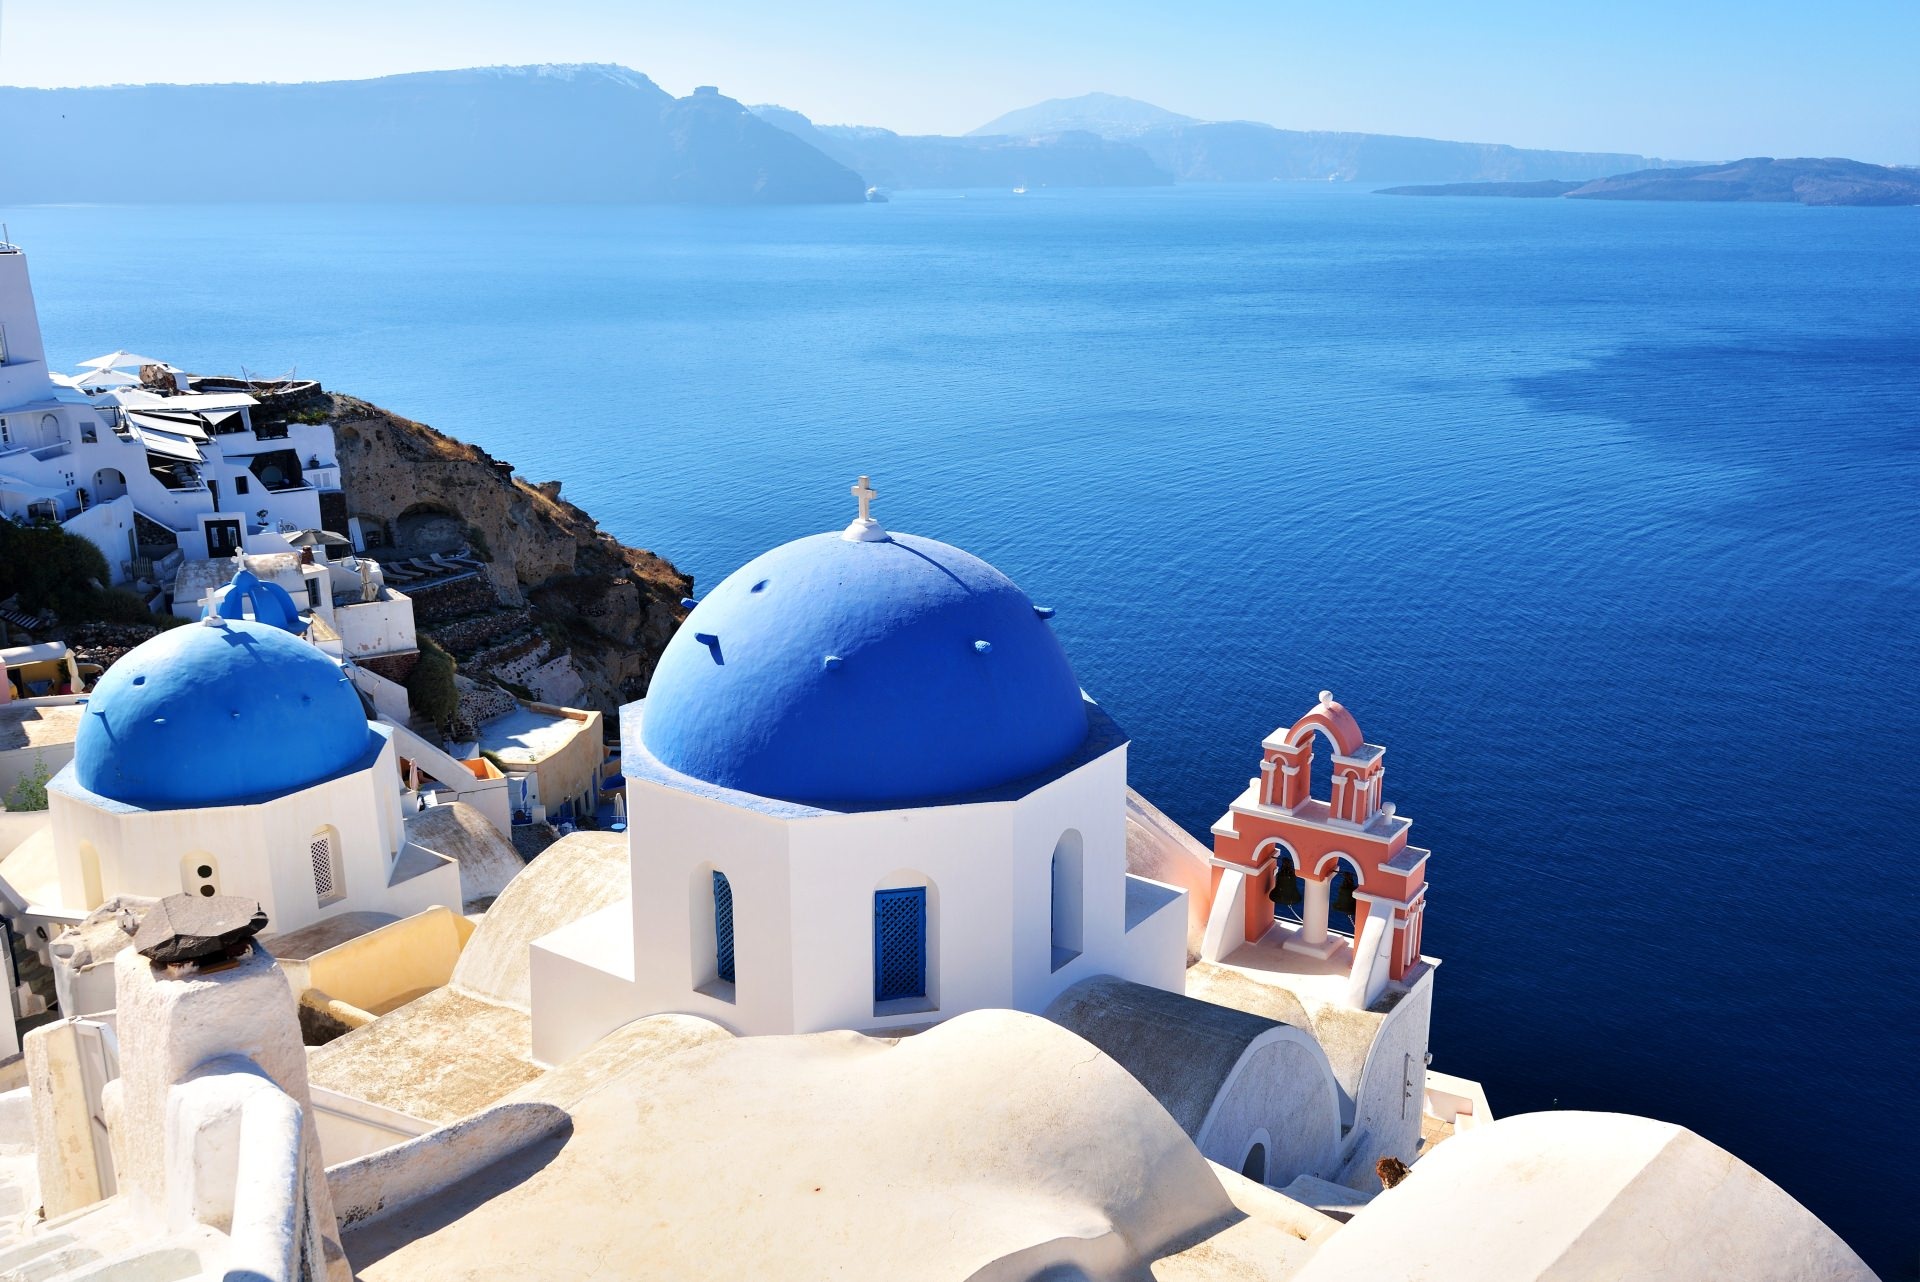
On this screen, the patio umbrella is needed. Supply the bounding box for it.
[68,366,140,388]
[78,350,166,370]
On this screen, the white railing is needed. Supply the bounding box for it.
[171,1056,318,1282]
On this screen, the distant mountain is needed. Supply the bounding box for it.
[0,66,864,204]
[969,93,1197,139]
[1379,157,1920,206]
[751,105,1171,190]
[969,93,1698,184]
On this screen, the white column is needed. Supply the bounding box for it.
[1299,876,1330,946]
[1284,875,1344,959]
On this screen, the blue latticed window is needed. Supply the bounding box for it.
[873,887,927,1003]
[713,871,735,985]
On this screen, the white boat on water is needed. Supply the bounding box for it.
[865,186,889,203]
[1012,186,1028,194]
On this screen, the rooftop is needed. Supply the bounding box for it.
[476,704,596,767]
[342,1010,1280,1281]
[0,701,83,752]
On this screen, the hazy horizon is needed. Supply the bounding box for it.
[0,0,1912,165]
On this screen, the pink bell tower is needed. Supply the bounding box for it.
[1205,692,1430,1008]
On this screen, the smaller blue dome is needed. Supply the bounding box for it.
[210,568,304,634]
[74,618,374,809]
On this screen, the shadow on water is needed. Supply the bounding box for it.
[1510,332,1920,464]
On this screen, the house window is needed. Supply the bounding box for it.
[234,474,249,496]
[873,887,927,1003]
[1050,831,1084,971]
[1241,1141,1267,1184]
[713,871,735,984]
[0,324,9,364]
[310,827,344,904]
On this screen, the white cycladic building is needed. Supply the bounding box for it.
[0,241,342,588]
[530,489,1188,1059]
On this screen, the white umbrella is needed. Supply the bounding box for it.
[78,350,167,370]
[68,366,141,388]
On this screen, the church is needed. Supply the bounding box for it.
[529,477,1186,1059]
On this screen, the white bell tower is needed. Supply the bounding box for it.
[0,240,57,412]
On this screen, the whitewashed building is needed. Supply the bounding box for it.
[0,241,341,589]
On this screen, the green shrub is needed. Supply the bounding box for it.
[407,636,460,731]
[81,587,182,628]
[5,757,52,812]
[0,519,110,619]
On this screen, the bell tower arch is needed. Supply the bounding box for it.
[1206,692,1430,1009]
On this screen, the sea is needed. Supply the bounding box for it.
[13,186,1917,1274]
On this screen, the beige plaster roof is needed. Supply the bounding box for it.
[304,830,628,1124]
[1295,1111,1875,1282]
[308,988,543,1127]
[475,705,595,768]
[344,1009,1295,1281]
[0,702,82,752]
[403,803,524,912]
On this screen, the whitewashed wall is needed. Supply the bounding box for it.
[45,731,458,936]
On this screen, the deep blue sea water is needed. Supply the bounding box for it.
[10,187,1917,1273]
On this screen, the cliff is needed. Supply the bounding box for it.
[753,106,1175,189]
[325,394,690,716]
[1378,158,1920,206]
[0,66,863,205]
[964,93,1696,184]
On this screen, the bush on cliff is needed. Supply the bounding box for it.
[0,518,179,629]
[408,635,460,731]
[0,518,110,617]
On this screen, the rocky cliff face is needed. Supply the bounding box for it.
[326,394,689,716]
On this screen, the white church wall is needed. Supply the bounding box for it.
[529,900,648,1065]
[625,780,798,1036]
[1007,747,1135,1014]
[785,801,1017,1034]
[610,744,1178,1040]
[44,735,455,937]
[1191,1026,1344,1187]
[1336,969,1435,1188]
[1111,875,1189,994]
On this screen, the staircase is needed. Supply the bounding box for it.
[5,912,57,1020]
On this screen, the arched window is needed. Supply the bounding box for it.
[690,865,736,1001]
[1240,1141,1267,1184]
[712,871,735,985]
[873,887,928,1005]
[1050,830,1084,971]
[310,827,344,905]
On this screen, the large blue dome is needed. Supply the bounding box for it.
[74,618,375,809]
[640,531,1089,806]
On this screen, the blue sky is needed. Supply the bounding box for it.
[2,1,1913,162]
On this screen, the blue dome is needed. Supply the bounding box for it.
[641,531,1088,806]
[74,618,375,809]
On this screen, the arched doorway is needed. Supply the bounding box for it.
[91,467,128,502]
